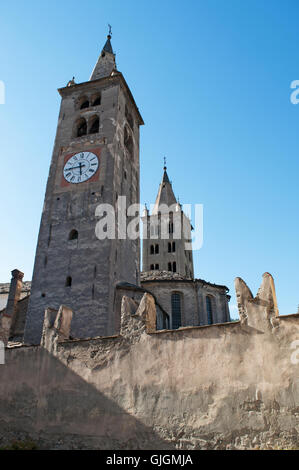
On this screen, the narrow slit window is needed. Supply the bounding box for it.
[206,296,213,325]
[171,293,182,329]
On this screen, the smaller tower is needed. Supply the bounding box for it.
[142,165,194,278]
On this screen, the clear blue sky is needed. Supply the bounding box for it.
[0,0,298,319]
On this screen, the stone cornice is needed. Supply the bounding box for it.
[58,72,144,126]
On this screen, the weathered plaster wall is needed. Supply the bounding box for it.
[1,274,299,450]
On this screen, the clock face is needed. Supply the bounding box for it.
[63,152,99,184]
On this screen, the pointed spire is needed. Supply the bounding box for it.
[90,29,116,81]
[162,157,170,183]
[103,35,113,54]
[162,168,170,183]
[152,162,177,215]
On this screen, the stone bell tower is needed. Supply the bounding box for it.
[24,33,144,344]
[142,165,194,278]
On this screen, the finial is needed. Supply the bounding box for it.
[163,156,167,170]
[108,24,112,39]
[67,76,76,87]
[142,203,149,217]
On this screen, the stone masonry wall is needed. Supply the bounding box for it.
[1,273,299,450]
[141,277,230,328]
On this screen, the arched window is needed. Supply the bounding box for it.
[150,245,154,254]
[155,264,159,270]
[65,276,72,287]
[155,244,159,254]
[150,224,159,237]
[168,242,171,253]
[172,242,176,252]
[89,116,99,134]
[76,118,87,137]
[80,100,89,109]
[173,262,177,273]
[206,296,213,325]
[171,292,182,329]
[92,94,101,106]
[168,262,172,271]
[68,229,78,240]
[78,96,89,110]
[150,264,154,270]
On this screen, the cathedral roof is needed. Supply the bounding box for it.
[140,271,229,291]
[141,271,191,281]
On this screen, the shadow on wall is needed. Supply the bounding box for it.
[0,346,175,450]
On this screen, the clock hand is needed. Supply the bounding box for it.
[66,164,86,171]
